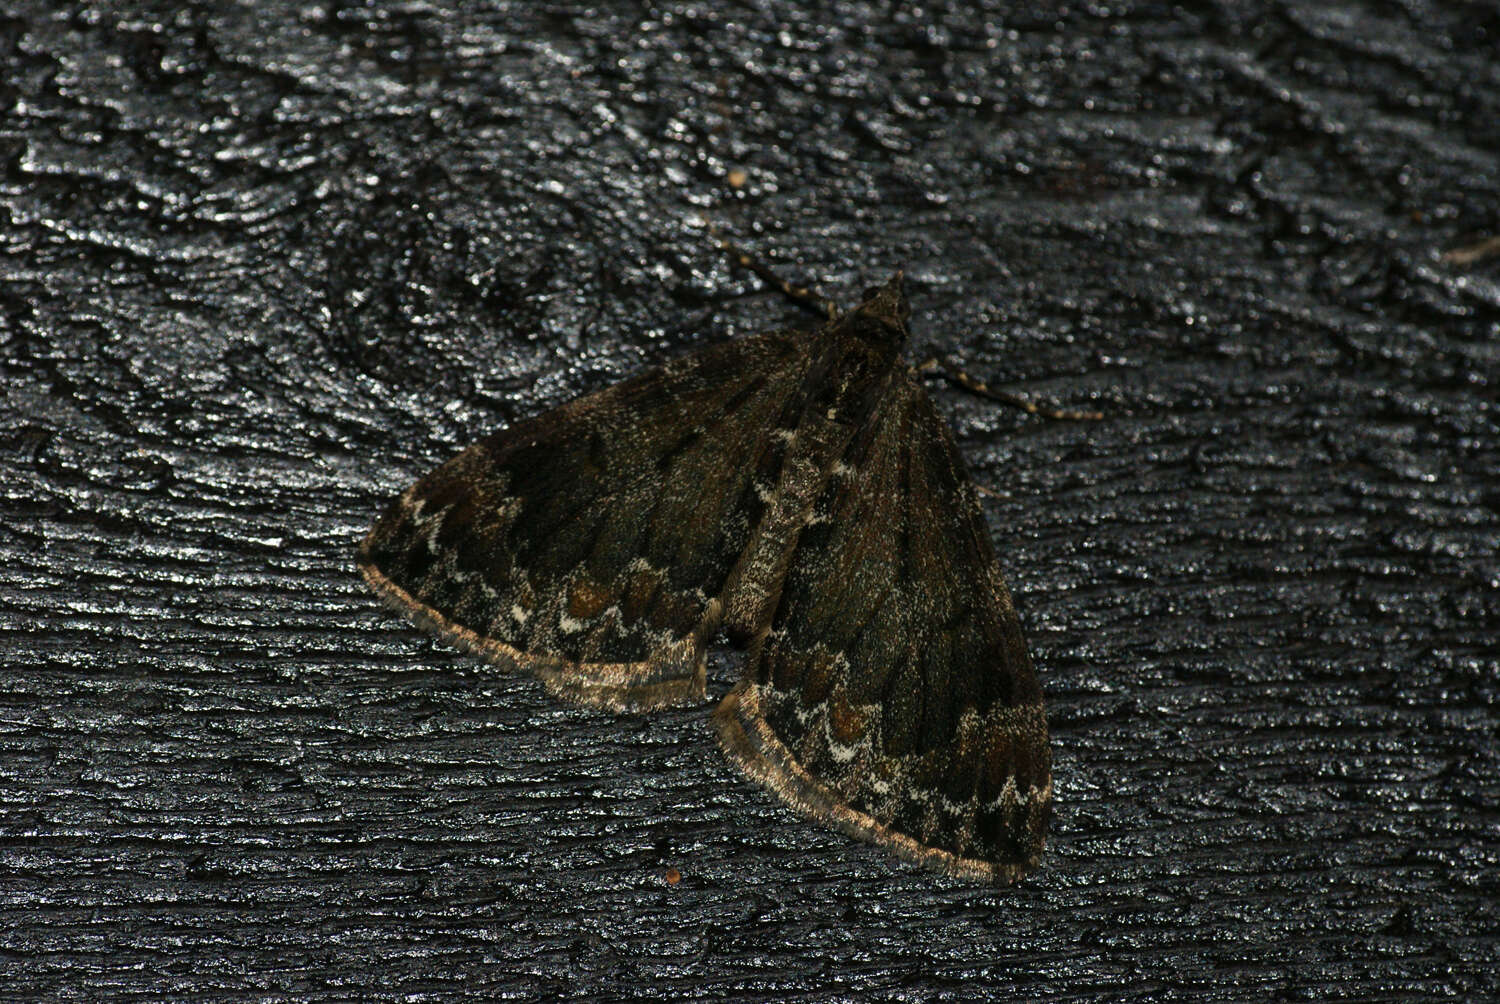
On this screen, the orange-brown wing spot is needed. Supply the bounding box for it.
[828,689,867,748]
[567,576,612,621]
[619,566,664,623]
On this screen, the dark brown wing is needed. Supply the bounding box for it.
[359,328,815,711]
[713,366,1051,882]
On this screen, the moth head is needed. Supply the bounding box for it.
[848,271,911,355]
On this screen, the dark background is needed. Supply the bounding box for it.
[4,1,1498,1000]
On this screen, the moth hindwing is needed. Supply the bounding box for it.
[359,275,1051,883]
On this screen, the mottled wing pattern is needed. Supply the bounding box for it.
[714,367,1051,882]
[359,329,813,711]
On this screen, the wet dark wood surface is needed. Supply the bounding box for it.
[4,1,1497,999]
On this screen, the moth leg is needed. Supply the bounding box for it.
[972,482,1011,501]
[707,225,841,321]
[916,358,1103,421]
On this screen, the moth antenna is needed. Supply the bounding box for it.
[704,222,841,321]
[1440,234,1500,267]
[917,358,1104,422]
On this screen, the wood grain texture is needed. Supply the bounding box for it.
[3,0,1497,999]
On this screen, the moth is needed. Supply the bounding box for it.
[358,267,1053,883]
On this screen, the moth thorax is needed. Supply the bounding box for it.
[812,339,898,423]
[845,311,908,359]
[850,272,911,354]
